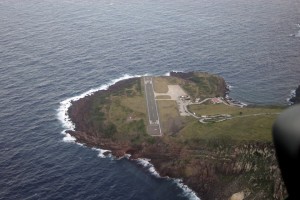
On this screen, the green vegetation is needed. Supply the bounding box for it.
[180,72,226,99]
[189,103,282,117]
[87,73,284,144]
[156,100,181,133]
[155,95,171,99]
[153,77,169,93]
[179,115,278,142]
[87,78,149,142]
[81,73,286,199]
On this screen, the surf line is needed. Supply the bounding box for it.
[57,74,144,153]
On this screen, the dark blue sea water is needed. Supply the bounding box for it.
[0,0,299,199]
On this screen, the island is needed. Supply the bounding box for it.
[66,71,287,200]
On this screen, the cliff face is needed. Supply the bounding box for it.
[67,129,287,200]
[290,85,300,104]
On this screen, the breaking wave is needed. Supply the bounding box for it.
[173,179,201,200]
[287,89,296,105]
[92,147,111,158]
[57,74,144,136]
[136,158,160,177]
[135,158,200,200]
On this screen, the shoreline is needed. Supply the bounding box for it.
[57,74,144,139]
[58,71,286,200]
[57,73,201,200]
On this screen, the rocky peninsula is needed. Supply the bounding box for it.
[66,71,287,200]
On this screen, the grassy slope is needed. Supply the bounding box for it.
[184,103,283,142]
[180,115,278,142]
[189,103,282,117]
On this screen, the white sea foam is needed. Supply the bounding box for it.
[92,147,111,158]
[224,83,250,107]
[290,89,296,97]
[286,89,296,104]
[136,158,160,177]
[135,158,201,199]
[173,179,201,200]
[164,72,171,76]
[227,84,234,89]
[57,74,147,157]
[117,153,131,160]
[62,132,76,143]
[57,74,145,136]
[164,70,186,76]
[172,70,184,73]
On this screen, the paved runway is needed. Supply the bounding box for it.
[144,77,162,136]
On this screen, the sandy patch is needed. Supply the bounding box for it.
[155,85,187,100]
[229,191,244,200]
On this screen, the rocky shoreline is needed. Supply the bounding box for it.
[289,85,300,104]
[66,72,287,200]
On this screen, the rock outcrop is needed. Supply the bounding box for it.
[290,85,300,104]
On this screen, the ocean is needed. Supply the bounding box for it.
[0,0,299,199]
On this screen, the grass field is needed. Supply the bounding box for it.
[180,103,284,143]
[189,103,282,117]
[157,100,180,133]
[84,78,148,140]
[179,114,279,143]
[155,95,171,99]
[121,96,147,115]
[153,77,169,93]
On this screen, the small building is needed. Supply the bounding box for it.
[211,97,222,104]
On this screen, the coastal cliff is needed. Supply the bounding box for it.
[66,72,287,200]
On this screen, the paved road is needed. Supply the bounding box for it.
[144,77,162,136]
